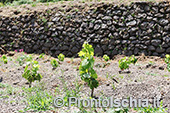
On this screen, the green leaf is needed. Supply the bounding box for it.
[167,63,170,72]
[82,73,91,79]
[81,59,89,67]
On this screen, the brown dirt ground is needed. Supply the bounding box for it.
[0,52,170,112]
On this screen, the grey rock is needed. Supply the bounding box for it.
[159,19,169,26]
[113,16,119,20]
[47,22,54,27]
[148,46,155,51]
[140,22,149,30]
[154,13,164,18]
[164,24,170,31]
[166,47,170,53]
[122,40,130,44]
[101,24,108,29]
[94,24,100,30]
[81,22,88,28]
[160,8,165,13]
[134,48,139,55]
[44,42,52,48]
[95,20,102,24]
[108,45,114,50]
[107,20,112,26]
[143,36,150,40]
[89,22,94,29]
[101,38,109,45]
[151,39,161,46]
[130,36,137,40]
[60,45,69,51]
[67,52,73,57]
[112,49,118,55]
[33,45,39,50]
[115,40,121,44]
[102,45,108,51]
[162,42,168,48]
[96,14,104,19]
[55,51,61,55]
[144,5,150,12]
[126,20,137,26]
[163,37,170,43]
[56,26,64,31]
[94,45,103,56]
[102,16,112,20]
[166,7,170,13]
[156,47,165,53]
[52,17,60,22]
[112,10,122,15]
[12,26,18,30]
[152,52,159,56]
[71,47,79,54]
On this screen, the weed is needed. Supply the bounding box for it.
[23,87,53,112]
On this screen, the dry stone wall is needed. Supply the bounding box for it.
[0,1,170,57]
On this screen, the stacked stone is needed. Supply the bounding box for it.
[0,1,170,57]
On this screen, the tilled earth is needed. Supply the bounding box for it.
[0,53,170,112]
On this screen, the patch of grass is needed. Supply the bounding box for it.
[22,87,53,112]
[0,83,19,99]
[0,83,6,88]
[118,74,124,79]
[162,75,169,77]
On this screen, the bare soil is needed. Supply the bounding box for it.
[0,53,170,112]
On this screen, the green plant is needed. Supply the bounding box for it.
[17,54,32,66]
[22,60,42,88]
[119,55,138,71]
[0,2,4,7]
[119,57,129,70]
[165,54,170,64]
[103,54,110,61]
[50,59,59,68]
[58,53,65,61]
[39,53,45,59]
[78,42,99,97]
[128,55,138,64]
[165,54,170,72]
[1,55,8,64]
